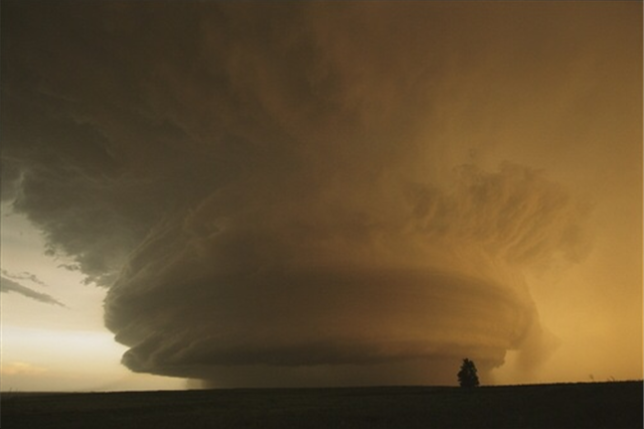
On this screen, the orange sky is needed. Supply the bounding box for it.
[1,1,642,390]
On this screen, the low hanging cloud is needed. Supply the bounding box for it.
[1,276,65,307]
[1,1,633,387]
[102,162,584,386]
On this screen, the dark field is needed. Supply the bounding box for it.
[1,381,642,428]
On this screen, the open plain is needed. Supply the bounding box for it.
[1,381,642,428]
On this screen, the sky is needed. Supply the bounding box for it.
[1,1,642,391]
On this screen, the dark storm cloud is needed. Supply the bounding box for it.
[1,1,629,386]
[1,276,65,307]
[102,162,583,385]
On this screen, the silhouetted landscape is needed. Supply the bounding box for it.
[2,381,642,428]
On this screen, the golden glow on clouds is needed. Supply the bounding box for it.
[1,1,641,389]
[1,362,47,376]
[1,325,183,392]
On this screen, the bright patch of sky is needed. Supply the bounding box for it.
[1,204,184,391]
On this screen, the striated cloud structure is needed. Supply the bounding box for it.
[104,162,584,386]
[2,2,638,386]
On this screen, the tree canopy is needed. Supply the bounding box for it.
[457,358,480,387]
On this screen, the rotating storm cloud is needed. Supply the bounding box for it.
[3,2,639,387]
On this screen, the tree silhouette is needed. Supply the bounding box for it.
[457,358,480,387]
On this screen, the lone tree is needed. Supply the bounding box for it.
[457,358,480,387]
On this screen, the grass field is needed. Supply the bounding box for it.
[1,381,642,428]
